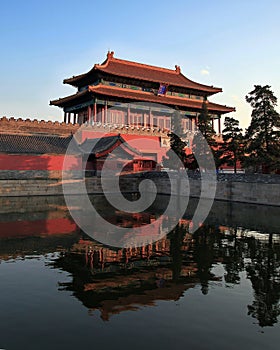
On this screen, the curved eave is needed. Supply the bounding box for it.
[205,101,236,114]
[50,85,235,114]
[180,74,222,95]
[88,85,235,114]
[63,72,92,86]
[50,90,90,108]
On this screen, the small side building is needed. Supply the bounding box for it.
[80,134,157,174]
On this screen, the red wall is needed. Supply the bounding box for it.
[0,217,78,238]
[0,154,81,171]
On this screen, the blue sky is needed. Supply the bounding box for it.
[0,0,279,129]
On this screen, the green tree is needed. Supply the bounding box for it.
[186,101,219,170]
[220,117,244,173]
[244,85,280,172]
[197,101,217,148]
[163,110,187,169]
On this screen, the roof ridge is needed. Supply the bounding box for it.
[96,54,180,75]
[113,57,179,74]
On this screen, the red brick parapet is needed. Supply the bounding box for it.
[0,117,79,136]
[0,117,169,138]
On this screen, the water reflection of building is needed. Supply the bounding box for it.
[52,227,199,321]
[0,195,279,327]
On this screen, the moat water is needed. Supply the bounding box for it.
[0,195,279,350]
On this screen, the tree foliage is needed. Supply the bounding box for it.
[186,101,219,170]
[197,101,217,148]
[244,85,280,172]
[220,117,244,173]
[162,110,187,169]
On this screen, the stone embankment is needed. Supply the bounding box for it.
[0,171,279,207]
[134,172,280,206]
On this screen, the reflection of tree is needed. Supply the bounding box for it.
[192,225,220,295]
[246,234,280,327]
[223,228,244,285]
[168,224,184,281]
[213,228,280,327]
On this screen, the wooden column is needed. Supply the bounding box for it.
[187,118,190,131]
[218,117,221,134]
[122,108,126,125]
[127,104,131,126]
[211,119,214,131]
[94,101,97,123]
[64,112,67,123]
[104,101,108,124]
[91,104,94,124]
[149,107,152,128]
[101,107,104,124]
[67,113,71,124]
[87,106,91,123]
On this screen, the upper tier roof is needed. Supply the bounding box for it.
[63,51,222,95]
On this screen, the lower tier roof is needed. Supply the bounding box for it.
[50,85,235,114]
